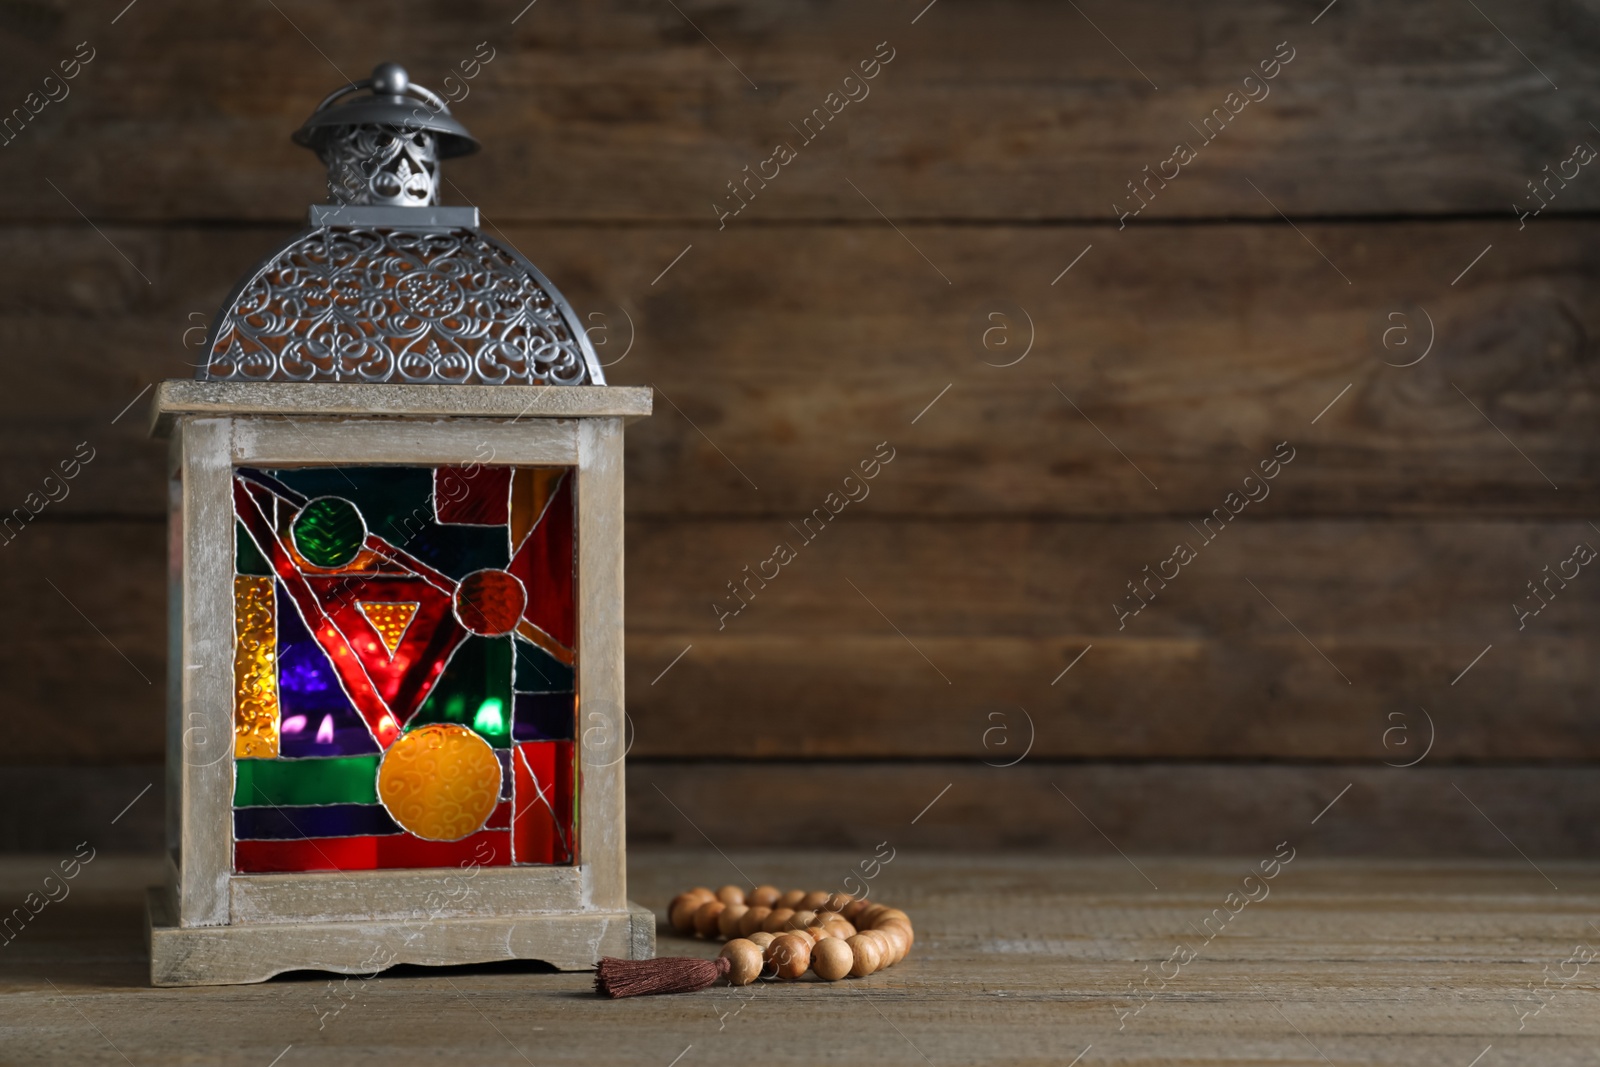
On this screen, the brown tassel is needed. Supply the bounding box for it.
[594,955,732,998]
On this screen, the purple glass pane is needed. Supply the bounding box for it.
[277,583,382,759]
[495,748,513,800]
[513,692,575,743]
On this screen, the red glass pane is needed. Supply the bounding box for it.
[235,828,512,873]
[434,466,512,526]
[510,471,575,659]
[512,740,575,865]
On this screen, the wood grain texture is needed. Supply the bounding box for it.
[226,414,578,466]
[577,418,630,911]
[229,867,583,925]
[173,419,233,927]
[628,762,1600,857]
[0,1,1596,222]
[2,220,1596,519]
[2,852,1597,1061]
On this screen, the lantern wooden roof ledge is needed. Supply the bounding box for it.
[150,381,654,439]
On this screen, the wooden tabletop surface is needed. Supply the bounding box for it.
[1,849,1597,1065]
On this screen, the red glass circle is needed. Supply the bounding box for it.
[454,569,527,636]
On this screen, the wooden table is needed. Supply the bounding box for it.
[2,850,1596,1065]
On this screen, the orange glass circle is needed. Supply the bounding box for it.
[376,724,502,841]
[454,568,528,636]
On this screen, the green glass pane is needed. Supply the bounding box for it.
[410,636,513,747]
[235,755,380,807]
[235,520,272,576]
[514,638,574,693]
[292,497,366,568]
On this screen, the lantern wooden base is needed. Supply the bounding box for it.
[145,889,656,987]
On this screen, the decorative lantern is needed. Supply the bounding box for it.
[145,64,653,986]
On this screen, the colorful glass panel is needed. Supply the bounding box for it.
[230,464,577,874]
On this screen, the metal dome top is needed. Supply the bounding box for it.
[196,62,604,387]
[293,63,480,158]
[294,62,479,209]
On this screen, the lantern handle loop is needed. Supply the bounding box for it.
[311,77,452,120]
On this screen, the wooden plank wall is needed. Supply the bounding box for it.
[1,0,1597,854]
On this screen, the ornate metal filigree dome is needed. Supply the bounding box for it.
[200,63,604,387]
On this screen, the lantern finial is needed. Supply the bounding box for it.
[291,62,481,207]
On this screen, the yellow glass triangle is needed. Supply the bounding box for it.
[357,601,419,658]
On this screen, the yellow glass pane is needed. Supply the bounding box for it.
[233,575,280,759]
[376,724,501,841]
[357,600,419,658]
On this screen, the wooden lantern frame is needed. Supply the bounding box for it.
[145,380,654,986]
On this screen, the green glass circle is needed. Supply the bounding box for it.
[291,497,366,569]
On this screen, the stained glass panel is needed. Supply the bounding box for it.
[230,464,577,874]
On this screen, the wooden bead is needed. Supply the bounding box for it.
[692,900,725,938]
[778,889,807,910]
[737,906,772,938]
[686,886,715,904]
[747,931,776,950]
[841,900,870,922]
[799,890,830,911]
[767,933,811,979]
[788,909,818,931]
[876,924,909,964]
[846,934,883,977]
[878,917,914,946]
[858,904,887,927]
[668,894,702,933]
[824,893,854,913]
[720,938,764,986]
[808,923,835,941]
[824,921,857,941]
[877,908,910,925]
[718,903,749,939]
[811,936,853,981]
[789,928,817,946]
[761,907,796,934]
[748,885,781,908]
[859,929,894,965]
[716,884,746,907]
